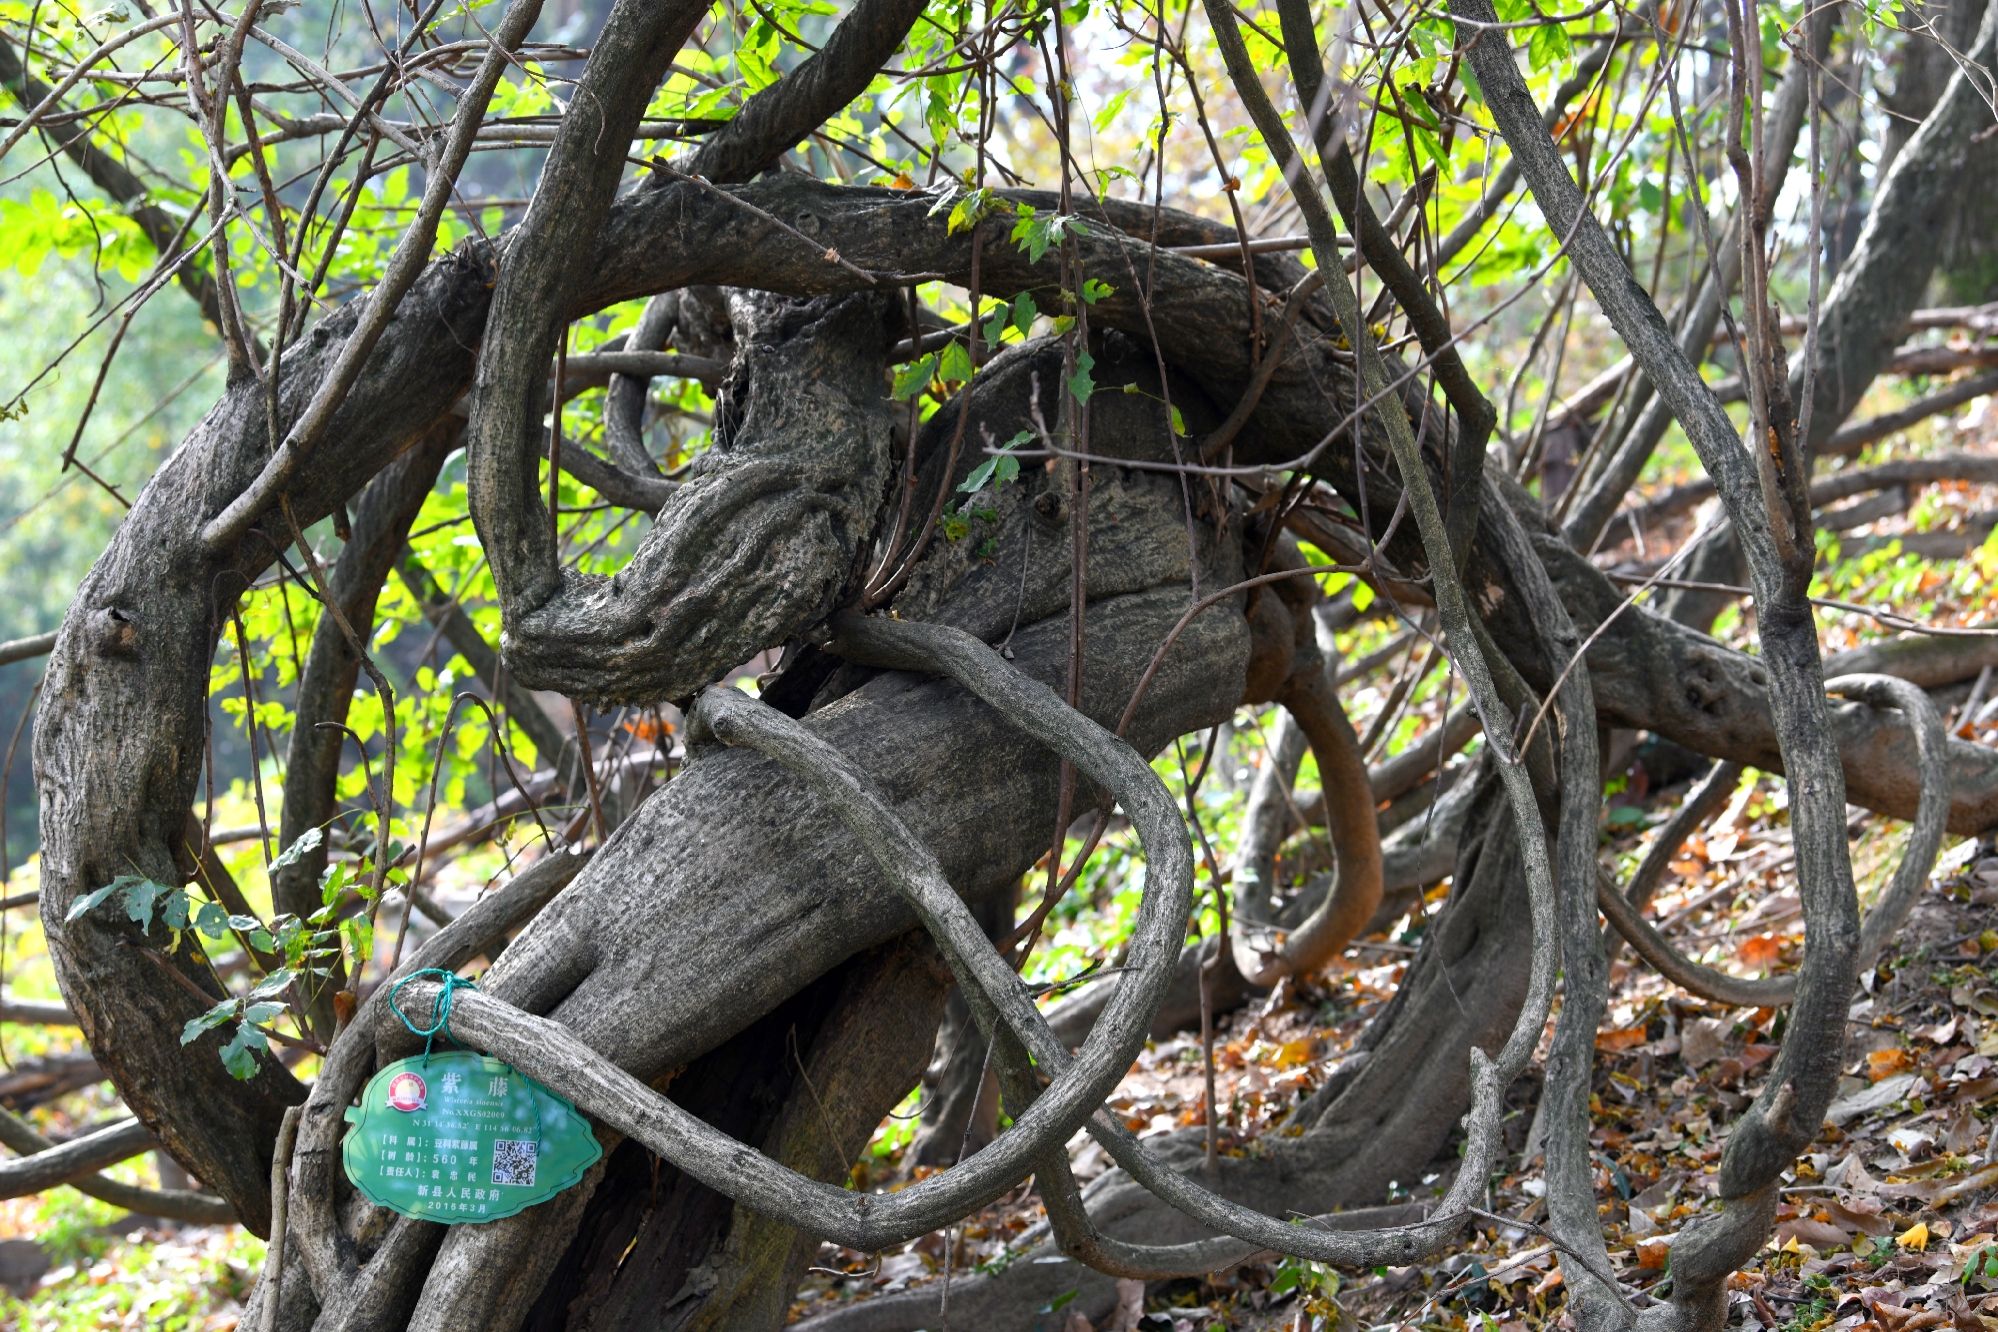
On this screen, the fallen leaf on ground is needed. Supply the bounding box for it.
[1738,934,1785,969]
[1871,1048,1918,1081]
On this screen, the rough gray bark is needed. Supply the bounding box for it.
[0,1116,156,1196]
[491,290,899,704]
[1442,2,1997,1322]
[32,242,495,1230]
[29,12,1998,1314]
[0,1106,234,1223]
[1799,0,1998,449]
[1880,0,1998,301]
[279,334,1252,1330]
[521,936,946,1332]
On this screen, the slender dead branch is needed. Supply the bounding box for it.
[0,630,54,668]
[0,1107,235,1224]
[0,1116,155,1198]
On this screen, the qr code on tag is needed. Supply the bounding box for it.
[491,1139,537,1187]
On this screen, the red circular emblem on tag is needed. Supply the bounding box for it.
[386,1071,427,1112]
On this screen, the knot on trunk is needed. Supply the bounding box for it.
[498,290,897,705]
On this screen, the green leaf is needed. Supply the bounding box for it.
[270,826,323,874]
[193,901,232,940]
[945,186,996,237]
[938,339,974,384]
[243,1001,287,1026]
[1461,62,1484,106]
[319,860,350,908]
[218,1022,269,1080]
[892,354,937,400]
[65,880,128,923]
[1079,277,1114,305]
[344,915,375,970]
[958,432,1029,496]
[1410,122,1449,173]
[1527,20,1571,72]
[1011,291,1039,336]
[1399,83,1441,130]
[122,879,172,932]
[1169,404,1187,437]
[1066,349,1096,405]
[182,999,237,1045]
[959,455,1002,495]
[1010,208,1081,264]
[1011,210,1053,262]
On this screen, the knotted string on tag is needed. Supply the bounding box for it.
[387,967,476,1066]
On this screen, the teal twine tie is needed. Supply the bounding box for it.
[387,967,476,1065]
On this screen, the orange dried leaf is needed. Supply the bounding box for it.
[1597,1025,1650,1053]
[1867,1048,1915,1082]
[1634,1240,1672,1270]
[1737,934,1785,969]
[1273,1038,1320,1069]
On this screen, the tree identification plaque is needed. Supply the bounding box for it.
[342,1050,602,1223]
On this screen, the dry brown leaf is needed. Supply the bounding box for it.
[1682,1018,1729,1069]
[1778,1216,1856,1250]
[1921,1016,1961,1046]
[1946,1291,1988,1332]
[1634,1239,1673,1270]
[1107,1277,1145,1332]
[1828,1197,1896,1236]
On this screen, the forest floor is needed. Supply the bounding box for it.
[788,831,1998,1332]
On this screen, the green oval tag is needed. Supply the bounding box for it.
[341,1050,601,1224]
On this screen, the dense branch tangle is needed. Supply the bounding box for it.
[7,0,1995,1329]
